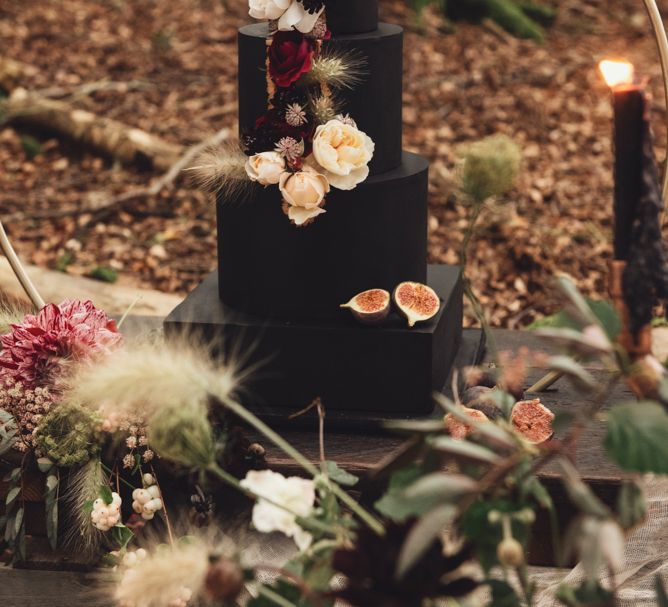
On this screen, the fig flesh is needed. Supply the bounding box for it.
[444,406,490,440]
[510,399,555,444]
[340,289,391,325]
[393,282,441,328]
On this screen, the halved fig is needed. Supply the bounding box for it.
[340,289,391,325]
[393,282,441,328]
[444,406,490,440]
[462,386,503,421]
[510,399,555,444]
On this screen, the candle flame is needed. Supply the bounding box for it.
[599,60,635,88]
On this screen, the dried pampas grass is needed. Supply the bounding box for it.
[66,341,238,420]
[187,140,251,198]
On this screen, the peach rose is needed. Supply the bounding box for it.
[279,167,330,226]
[311,119,374,190]
[245,151,287,186]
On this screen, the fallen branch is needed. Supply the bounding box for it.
[2,87,184,171]
[5,127,231,225]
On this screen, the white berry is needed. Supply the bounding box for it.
[147,485,161,499]
[143,473,156,486]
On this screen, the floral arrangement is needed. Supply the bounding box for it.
[193,1,374,227]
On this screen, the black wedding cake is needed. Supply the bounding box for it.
[165,0,467,417]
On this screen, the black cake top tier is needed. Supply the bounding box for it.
[326,0,378,34]
[238,22,403,176]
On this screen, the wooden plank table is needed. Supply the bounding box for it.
[0,326,627,605]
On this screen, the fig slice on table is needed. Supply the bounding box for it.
[340,289,391,325]
[444,406,490,440]
[393,282,441,328]
[510,399,555,444]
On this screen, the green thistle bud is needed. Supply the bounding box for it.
[34,402,101,467]
[460,134,522,204]
[148,402,215,471]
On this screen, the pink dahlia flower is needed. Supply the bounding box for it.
[0,300,122,387]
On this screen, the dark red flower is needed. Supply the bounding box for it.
[268,31,314,88]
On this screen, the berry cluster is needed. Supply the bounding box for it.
[91,491,122,532]
[131,473,164,521]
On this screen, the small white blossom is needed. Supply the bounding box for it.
[240,469,315,550]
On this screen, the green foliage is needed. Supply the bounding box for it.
[656,575,668,607]
[410,0,556,41]
[616,480,646,531]
[528,299,620,341]
[556,580,614,606]
[488,579,523,606]
[148,401,216,470]
[89,266,118,283]
[112,524,134,550]
[396,505,456,578]
[324,461,358,487]
[459,134,522,204]
[44,466,59,551]
[2,467,26,563]
[605,402,668,474]
[461,500,531,572]
[20,135,42,159]
[34,402,101,467]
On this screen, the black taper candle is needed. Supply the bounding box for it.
[612,85,646,261]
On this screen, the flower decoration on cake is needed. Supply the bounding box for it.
[194,1,373,227]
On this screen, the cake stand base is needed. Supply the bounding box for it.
[165,265,484,426]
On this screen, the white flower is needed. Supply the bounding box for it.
[279,166,330,226]
[278,1,324,33]
[248,0,291,21]
[240,469,315,550]
[311,119,374,190]
[245,151,287,186]
[248,0,323,34]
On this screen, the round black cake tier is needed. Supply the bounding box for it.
[217,152,429,320]
[326,0,378,34]
[238,23,403,176]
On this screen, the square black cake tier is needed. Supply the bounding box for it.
[164,265,464,417]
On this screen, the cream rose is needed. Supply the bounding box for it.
[245,151,286,186]
[279,166,330,226]
[278,1,324,33]
[248,0,291,21]
[311,119,375,190]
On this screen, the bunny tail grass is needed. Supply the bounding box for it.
[187,140,250,198]
[66,341,238,418]
[308,50,366,89]
[62,458,106,557]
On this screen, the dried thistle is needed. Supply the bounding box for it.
[309,93,341,124]
[458,134,522,204]
[187,140,251,198]
[62,458,106,557]
[307,51,366,89]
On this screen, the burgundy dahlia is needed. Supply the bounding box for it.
[268,31,314,88]
[0,300,122,388]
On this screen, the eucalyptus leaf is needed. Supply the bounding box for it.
[556,580,615,606]
[46,498,58,551]
[112,524,134,550]
[404,473,478,502]
[5,486,20,507]
[384,419,447,434]
[534,327,611,357]
[605,402,668,474]
[37,457,54,473]
[427,435,499,463]
[324,461,358,487]
[45,473,59,494]
[100,485,113,505]
[558,459,609,519]
[656,575,668,607]
[546,356,597,391]
[14,506,23,536]
[396,505,456,579]
[617,479,646,530]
